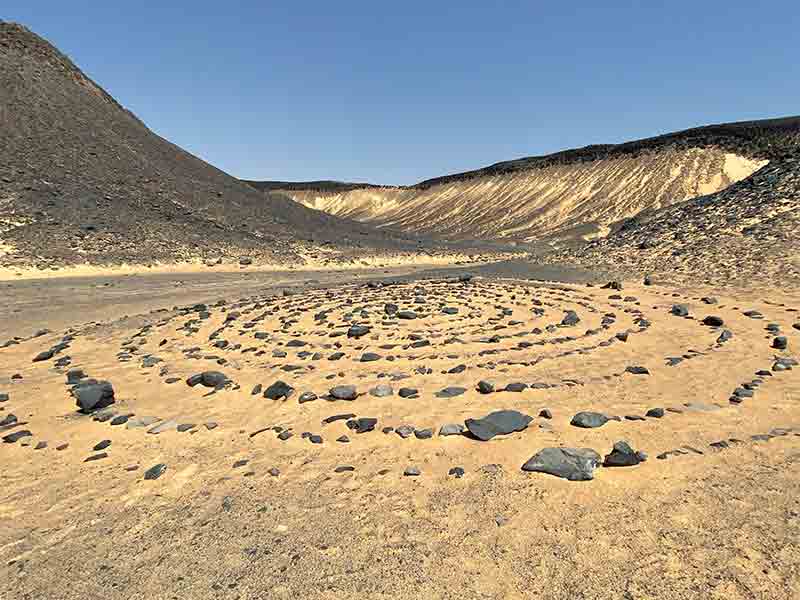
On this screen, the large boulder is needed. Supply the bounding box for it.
[186,371,229,388]
[603,441,647,467]
[465,410,533,441]
[263,380,294,400]
[521,447,601,481]
[74,381,115,413]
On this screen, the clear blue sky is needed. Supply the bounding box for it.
[4,1,799,184]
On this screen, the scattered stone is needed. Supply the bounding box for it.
[404,466,421,476]
[3,430,32,443]
[570,412,609,428]
[465,409,533,441]
[298,391,318,404]
[671,304,689,317]
[603,441,647,467]
[329,385,358,401]
[144,464,167,480]
[439,423,465,436]
[435,386,466,398]
[702,316,724,327]
[263,380,294,400]
[521,447,601,481]
[477,380,495,394]
[625,366,649,375]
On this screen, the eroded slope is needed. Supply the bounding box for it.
[282,148,766,240]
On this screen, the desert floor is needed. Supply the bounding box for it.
[1,260,798,599]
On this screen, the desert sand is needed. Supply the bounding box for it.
[2,265,798,599]
[2,19,800,600]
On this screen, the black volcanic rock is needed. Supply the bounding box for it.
[465,410,533,441]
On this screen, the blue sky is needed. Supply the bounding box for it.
[4,1,799,184]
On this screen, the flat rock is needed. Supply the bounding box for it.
[439,423,465,436]
[570,412,609,428]
[329,385,358,401]
[465,409,533,441]
[435,386,467,398]
[144,463,167,480]
[521,447,601,481]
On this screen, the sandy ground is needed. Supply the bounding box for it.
[1,267,799,599]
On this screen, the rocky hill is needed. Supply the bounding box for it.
[254,118,799,242]
[0,22,434,270]
[553,149,800,287]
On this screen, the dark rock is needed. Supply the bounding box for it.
[702,315,724,327]
[404,466,421,476]
[329,385,358,400]
[773,336,788,350]
[395,425,415,438]
[603,440,647,467]
[671,304,689,317]
[625,365,650,375]
[439,423,465,436]
[477,380,494,394]
[521,447,601,481]
[561,310,580,326]
[187,371,228,388]
[349,417,378,433]
[298,391,318,403]
[322,413,356,425]
[504,382,528,392]
[2,430,32,443]
[449,466,465,478]
[717,330,733,343]
[398,387,418,398]
[84,452,108,462]
[93,439,111,451]
[74,381,115,413]
[465,409,533,441]
[570,412,609,428]
[414,427,434,439]
[144,463,167,480]
[435,386,466,398]
[645,407,665,418]
[263,380,294,400]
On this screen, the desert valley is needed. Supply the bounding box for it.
[1,19,799,600]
